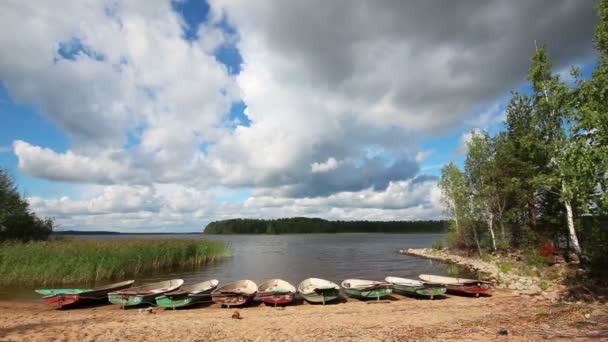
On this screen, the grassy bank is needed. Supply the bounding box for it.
[0,239,228,286]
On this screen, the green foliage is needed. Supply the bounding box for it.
[0,168,53,242]
[203,217,447,234]
[437,1,608,278]
[524,253,550,268]
[432,238,444,250]
[496,260,514,273]
[0,239,228,286]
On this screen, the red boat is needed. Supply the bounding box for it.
[211,280,258,307]
[37,280,134,309]
[419,274,491,297]
[256,279,297,306]
[446,282,491,296]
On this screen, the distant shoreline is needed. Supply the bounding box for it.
[53,230,202,235]
[204,217,448,234]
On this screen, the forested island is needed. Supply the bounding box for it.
[203,217,447,234]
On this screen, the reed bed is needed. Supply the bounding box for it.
[0,239,228,285]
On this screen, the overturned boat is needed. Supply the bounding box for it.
[256,279,297,306]
[155,279,219,309]
[419,274,491,297]
[211,280,257,307]
[36,280,134,309]
[341,279,392,300]
[298,278,340,304]
[108,279,184,308]
[385,276,446,299]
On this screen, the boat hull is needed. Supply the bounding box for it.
[391,284,446,299]
[299,289,340,304]
[256,291,295,305]
[446,283,491,297]
[211,293,255,307]
[155,293,211,309]
[344,288,392,300]
[36,289,90,296]
[108,293,158,307]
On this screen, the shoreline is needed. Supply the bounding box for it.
[400,248,565,300]
[1,290,605,341]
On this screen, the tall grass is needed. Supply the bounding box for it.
[0,239,228,286]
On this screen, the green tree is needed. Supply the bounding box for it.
[0,168,53,241]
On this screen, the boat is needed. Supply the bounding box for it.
[211,280,258,307]
[256,279,297,306]
[108,279,184,308]
[341,279,392,300]
[419,274,491,297]
[385,276,446,299]
[155,279,219,309]
[36,280,134,309]
[297,278,340,304]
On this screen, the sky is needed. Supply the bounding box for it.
[0,0,599,232]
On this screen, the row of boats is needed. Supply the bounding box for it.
[36,275,491,310]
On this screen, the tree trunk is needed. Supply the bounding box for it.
[472,225,482,256]
[527,196,537,229]
[564,199,582,257]
[488,213,497,252]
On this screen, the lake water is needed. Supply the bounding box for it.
[1,233,465,301]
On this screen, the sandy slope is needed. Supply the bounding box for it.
[0,290,605,341]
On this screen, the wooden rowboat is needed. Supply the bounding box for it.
[108,279,184,308]
[211,280,257,308]
[36,280,134,309]
[256,279,297,306]
[385,276,446,299]
[155,279,219,309]
[419,274,491,297]
[298,278,340,304]
[341,279,392,300]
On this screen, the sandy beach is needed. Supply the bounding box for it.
[1,290,606,341]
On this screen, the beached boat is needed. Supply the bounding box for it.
[256,279,297,306]
[419,274,491,297]
[36,280,134,309]
[385,276,446,299]
[155,279,219,309]
[108,279,184,308]
[341,279,392,300]
[211,280,257,307]
[298,278,340,304]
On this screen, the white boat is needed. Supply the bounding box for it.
[385,276,446,299]
[211,280,258,307]
[419,274,491,297]
[256,279,297,305]
[297,278,340,304]
[341,279,392,300]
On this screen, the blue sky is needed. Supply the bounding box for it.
[0,0,598,231]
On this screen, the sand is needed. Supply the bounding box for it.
[0,290,606,341]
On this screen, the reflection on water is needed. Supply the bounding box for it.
[1,233,470,301]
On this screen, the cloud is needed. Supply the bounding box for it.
[28,178,442,231]
[13,140,149,184]
[311,157,341,173]
[415,150,434,163]
[1,0,598,230]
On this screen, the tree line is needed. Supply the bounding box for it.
[0,168,53,241]
[203,217,447,234]
[439,0,608,277]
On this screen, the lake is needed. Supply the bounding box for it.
[1,233,464,300]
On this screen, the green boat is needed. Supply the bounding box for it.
[385,276,446,299]
[297,278,340,304]
[341,279,392,300]
[35,288,91,296]
[155,279,218,309]
[108,279,184,308]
